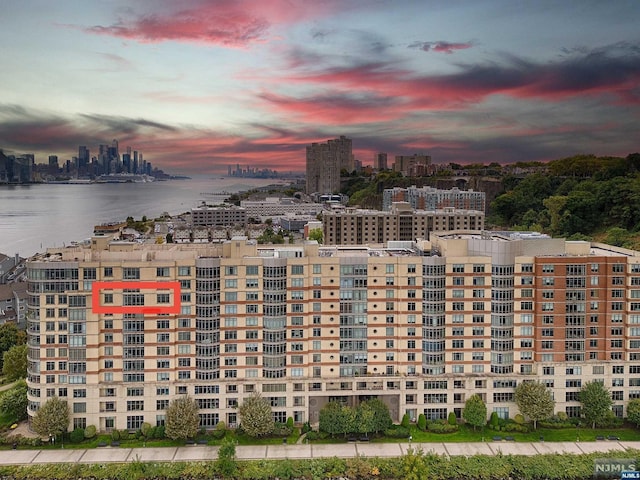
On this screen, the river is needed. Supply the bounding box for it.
[0,177,290,257]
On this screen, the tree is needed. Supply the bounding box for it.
[627,398,640,428]
[238,392,274,438]
[462,394,487,431]
[165,396,200,440]
[3,344,27,381]
[514,381,555,430]
[364,398,392,434]
[319,401,355,438]
[215,438,237,477]
[579,381,613,428]
[31,397,70,439]
[0,323,24,369]
[308,228,323,243]
[0,380,28,421]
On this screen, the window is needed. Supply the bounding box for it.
[123,268,140,280]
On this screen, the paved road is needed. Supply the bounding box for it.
[1,440,638,465]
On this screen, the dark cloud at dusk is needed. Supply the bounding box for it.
[409,40,474,54]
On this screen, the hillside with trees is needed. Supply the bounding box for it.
[490,153,640,248]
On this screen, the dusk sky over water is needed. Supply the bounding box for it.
[1,0,639,174]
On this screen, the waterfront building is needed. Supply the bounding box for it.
[240,197,325,221]
[383,186,486,212]
[322,203,484,245]
[306,136,354,194]
[191,205,247,227]
[25,232,640,432]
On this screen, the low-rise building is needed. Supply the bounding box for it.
[323,203,484,245]
[191,205,247,227]
[383,186,486,212]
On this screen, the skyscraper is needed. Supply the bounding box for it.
[306,136,354,194]
[374,152,388,171]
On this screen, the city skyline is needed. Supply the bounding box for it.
[0,1,639,174]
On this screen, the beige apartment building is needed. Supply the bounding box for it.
[25,231,640,432]
[322,203,484,245]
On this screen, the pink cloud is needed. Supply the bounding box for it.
[84,0,341,47]
[259,91,407,125]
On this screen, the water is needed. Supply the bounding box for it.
[0,177,289,257]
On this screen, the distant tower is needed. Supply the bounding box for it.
[48,155,59,174]
[78,146,90,175]
[374,152,388,171]
[306,136,353,194]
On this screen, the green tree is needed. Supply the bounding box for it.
[514,381,555,430]
[365,398,393,434]
[238,392,274,438]
[0,323,24,369]
[2,344,27,381]
[31,397,70,440]
[462,394,487,431]
[319,401,355,438]
[308,228,323,243]
[626,398,640,427]
[579,381,613,428]
[165,396,200,440]
[215,438,237,477]
[0,380,28,421]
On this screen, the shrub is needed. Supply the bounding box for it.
[273,422,293,437]
[84,425,97,439]
[111,430,120,441]
[448,412,457,425]
[556,411,569,422]
[301,421,312,434]
[70,427,85,444]
[140,422,152,438]
[514,414,525,425]
[305,430,319,440]
[596,411,623,428]
[401,413,410,428]
[427,421,458,434]
[489,412,500,427]
[154,426,165,439]
[503,422,529,433]
[286,417,294,429]
[385,426,410,438]
[417,414,427,431]
[212,421,226,439]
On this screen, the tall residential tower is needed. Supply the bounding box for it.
[306,136,354,194]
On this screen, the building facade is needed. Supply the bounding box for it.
[240,198,325,221]
[306,136,354,194]
[191,205,247,227]
[383,186,486,212]
[392,154,432,177]
[323,203,485,245]
[25,232,640,432]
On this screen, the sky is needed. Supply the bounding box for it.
[0,0,639,175]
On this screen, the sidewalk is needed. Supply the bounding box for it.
[1,440,638,465]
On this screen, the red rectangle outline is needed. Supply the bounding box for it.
[92,281,181,315]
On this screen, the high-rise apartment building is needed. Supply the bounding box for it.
[393,154,432,177]
[322,203,484,245]
[306,136,354,194]
[374,153,388,171]
[383,186,486,212]
[26,232,640,432]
